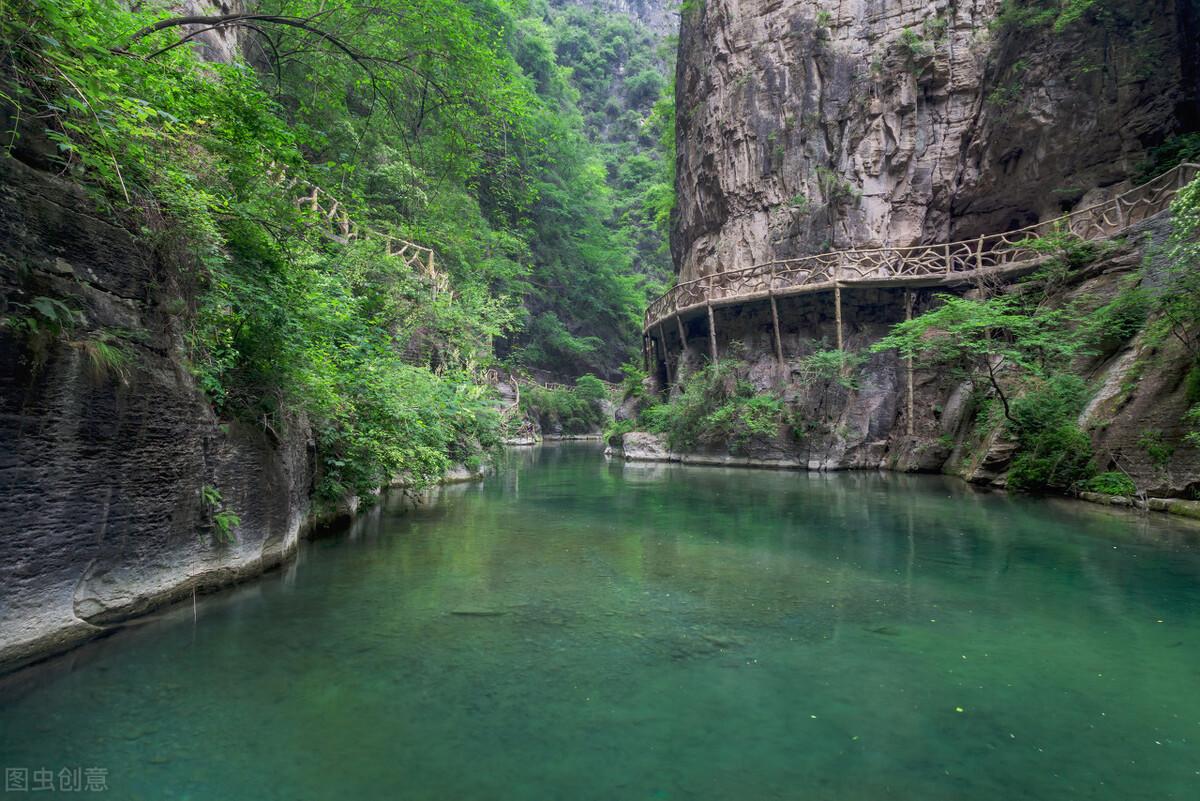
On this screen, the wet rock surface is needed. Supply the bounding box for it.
[0,148,314,671]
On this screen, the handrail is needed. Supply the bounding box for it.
[644,162,1200,332]
[266,163,448,296]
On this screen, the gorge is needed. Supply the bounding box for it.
[3,1,1200,799]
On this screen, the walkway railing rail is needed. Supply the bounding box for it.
[644,162,1199,332]
[266,163,447,296]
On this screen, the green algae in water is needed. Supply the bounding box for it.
[2,443,1200,800]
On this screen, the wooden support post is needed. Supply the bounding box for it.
[642,335,650,373]
[706,302,719,365]
[975,236,984,271]
[657,324,672,385]
[905,291,915,437]
[769,291,784,371]
[675,314,687,385]
[834,284,844,352]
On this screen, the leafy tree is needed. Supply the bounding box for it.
[871,293,1086,423]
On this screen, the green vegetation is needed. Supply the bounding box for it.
[898,27,932,63]
[542,2,676,298]
[2,295,82,369]
[201,485,240,543]
[869,191,1200,494]
[1135,133,1200,183]
[993,0,1108,33]
[1006,375,1095,492]
[871,291,1102,493]
[1,0,674,509]
[1081,471,1138,496]
[986,59,1028,109]
[872,293,1086,425]
[638,362,785,453]
[1156,175,1200,449]
[795,349,867,390]
[519,375,611,436]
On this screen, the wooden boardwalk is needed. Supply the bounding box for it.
[643,163,1199,359]
[267,163,447,296]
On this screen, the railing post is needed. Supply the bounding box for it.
[944,243,952,273]
[975,236,984,271]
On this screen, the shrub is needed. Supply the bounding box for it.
[1008,374,1090,444]
[637,361,784,453]
[1006,374,1097,492]
[1007,424,1096,492]
[520,376,610,435]
[1080,282,1150,350]
[620,361,648,398]
[795,349,867,389]
[604,418,636,445]
[1082,472,1137,497]
[1138,429,1174,469]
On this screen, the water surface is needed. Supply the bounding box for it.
[3,443,1200,800]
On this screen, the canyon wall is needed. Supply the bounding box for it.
[0,120,315,671]
[673,0,1200,278]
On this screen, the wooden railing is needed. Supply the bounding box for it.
[266,163,448,296]
[644,162,1199,332]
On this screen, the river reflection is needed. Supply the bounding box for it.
[2,443,1199,800]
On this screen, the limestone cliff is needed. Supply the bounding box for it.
[0,127,316,671]
[673,0,1200,278]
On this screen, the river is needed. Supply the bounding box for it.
[2,443,1198,800]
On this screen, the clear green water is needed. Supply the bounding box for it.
[3,444,1200,801]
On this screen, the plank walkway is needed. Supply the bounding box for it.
[643,163,1199,349]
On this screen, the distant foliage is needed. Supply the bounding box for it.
[542,1,676,301]
[520,376,611,436]
[1135,133,1200,184]
[993,0,1106,33]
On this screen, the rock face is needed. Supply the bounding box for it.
[622,431,677,461]
[0,140,314,671]
[557,0,677,35]
[673,0,1200,279]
